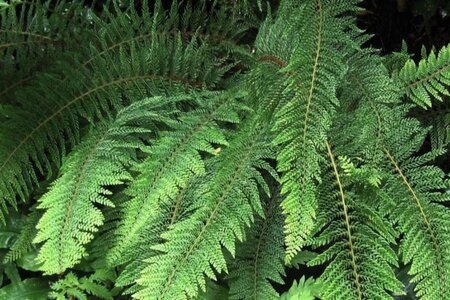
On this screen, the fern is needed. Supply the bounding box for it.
[107,91,246,284]
[270,0,356,261]
[1,0,450,299]
[0,1,229,220]
[50,271,115,300]
[33,96,178,274]
[227,186,285,299]
[382,122,450,299]
[398,43,450,107]
[307,144,403,299]
[0,0,91,103]
[4,208,40,262]
[134,117,276,299]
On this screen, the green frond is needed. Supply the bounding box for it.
[227,187,285,300]
[279,276,321,300]
[381,115,450,299]
[107,91,245,268]
[2,0,450,298]
[50,271,115,300]
[113,181,195,294]
[334,49,402,164]
[134,117,276,299]
[108,92,247,291]
[32,96,177,275]
[0,2,229,220]
[412,100,450,150]
[0,0,89,102]
[4,208,40,262]
[398,44,450,108]
[307,143,403,300]
[271,0,357,261]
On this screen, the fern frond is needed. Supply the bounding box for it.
[411,99,450,150]
[32,97,177,274]
[50,271,114,300]
[4,208,40,262]
[279,276,321,300]
[113,182,195,294]
[107,91,245,291]
[398,43,450,108]
[0,0,92,102]
[307,143,403,300]
[271,0,356,261]
[0,4,228,220]
[107,91,245,267]
[134,117,276,299]
[334,49,401,164]
[382,118,450,299]
[227,186,285,300]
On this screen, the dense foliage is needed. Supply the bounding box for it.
[0,0,449,299]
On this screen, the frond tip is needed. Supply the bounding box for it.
[399,43,450,108]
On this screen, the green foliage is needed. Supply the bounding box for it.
[308,147,404,299]
[33,96,178,274]
[227,186,285,299]
[1,0,450,299]
[0,277,50,299]
[49,271,116,300]
[279,276,321,300]
[398,44,450,107]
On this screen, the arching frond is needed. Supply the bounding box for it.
[0,3,228,220]
[382,116,450,299]
[0,0,93,102]
[107,91,246,268]
[134,117,276,299]
[33,97,178,274]
[271,0,357,261]
[307,143,403,300]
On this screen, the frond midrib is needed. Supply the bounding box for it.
[159,141,257,298]
[56,128,108,272]
[326,142,363,300]
[0,29,56,42]
[383,147,447,291]
[301,0,323,146]
[404,63,450,91]
[0,75,34,98]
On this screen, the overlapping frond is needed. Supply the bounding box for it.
[227,186,285,300]
[415,100,450,149]
[307,143,403,299]
[1,0,450,298]
[382,121,450,299]
[271,0,357,261]
[0,0,93,103]
[134,117,276,299]
[335,49,402,164]
[4,208,40,262]
[107,91,246,267]
[32,97,178,274]
[0,2,229,221]
[398,44,450,107]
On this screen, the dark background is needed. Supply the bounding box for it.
[359,0,450,57]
